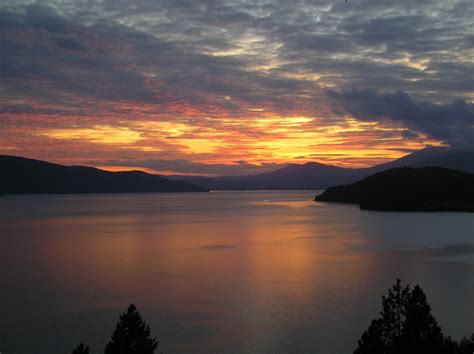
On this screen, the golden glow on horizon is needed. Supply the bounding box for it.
[97,165,159,174]
[35,114,444,173]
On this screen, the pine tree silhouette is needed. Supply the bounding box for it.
[355,279,446,353]
[400,285,445,352]
[457,334,474,353]
[105,304,158,354]
[72,343,89,354]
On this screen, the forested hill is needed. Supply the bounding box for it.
[0,155,208,194]
[315,167,474,212]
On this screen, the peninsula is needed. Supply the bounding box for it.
[315,167,474,212]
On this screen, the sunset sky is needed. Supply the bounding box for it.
[1,0,473,175]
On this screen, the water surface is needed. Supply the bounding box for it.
[0,191,473,353]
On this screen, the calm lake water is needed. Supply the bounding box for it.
[0,191,473,353]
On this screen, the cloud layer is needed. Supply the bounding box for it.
[1,0,473,174]
[328,89,474,147]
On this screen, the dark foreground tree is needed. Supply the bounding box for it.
[72,343,89,354]
[457,334,474,353]
[444,334,474,354]
[355,279,446,353]
[105,304,158,354]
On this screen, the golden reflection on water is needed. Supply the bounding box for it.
[0,192,473,353]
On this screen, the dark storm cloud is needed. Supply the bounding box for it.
[328,88,474,147]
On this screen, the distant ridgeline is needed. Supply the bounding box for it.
[169,147,474,190]
[2,147,474,194]
[0,156,208,194]
[315,167,474,212]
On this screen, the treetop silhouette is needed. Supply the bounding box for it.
[104,303,158,354]
[72,343,89,354]
[354,279,472,354]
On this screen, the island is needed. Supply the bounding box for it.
[0,155,208,194]
[315,167,474,212]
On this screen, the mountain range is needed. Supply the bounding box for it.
[170,147,474,190]
[1,147,473,194]
[0,155,207,194]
